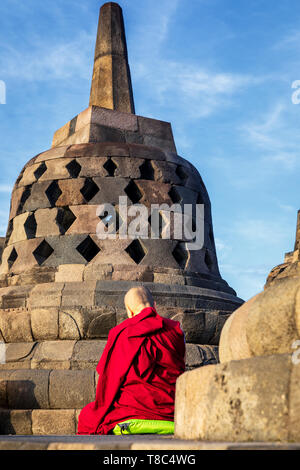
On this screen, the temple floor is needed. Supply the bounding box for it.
[0,435,299,450]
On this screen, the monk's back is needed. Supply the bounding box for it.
[77,306,186,435]
[108,314,185,424]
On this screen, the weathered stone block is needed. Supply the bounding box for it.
[219,277,300,362]
[32,340,76,367]
[41,235,89,267]
[51,121,71,148]
[35,208,61,238]
[38,158,72,182]
[77,157,108,178]
[55,264,85,283]
[87,309,116,338]
[0,309,33,343]
[171,311,206,344]
[58,307,115,340]
[89,177,129,205]
[0,237,5,263]
[90,106,138,132]
[35,146,68,163]
[49,370,95,408]
[138,116,174,141]
[112,157,142,178]
[5,342,36,363]
[32,409,76,435]
[175,354,293,442]
[143,135,177,153]
[14,267,56,286]
[83,264,113,281]
[0,371,13,407]
[72,340,106,365]
[90,123,126,144]
[151,160,181,185]
[9,186,27,220]
[29,282,64,308]
[61,281,97,308]
[0,285,31,309]
[185,344,218,370]
[23,181,53,212]
[56,179,85,206]
[128,143,166,161]
[153,273,184,285]
[31,308,59,341]
[113,266,154,282]
[66,205,99,235]
[18,163,43,187]
[0,410,32,435]
[58,309,84,340]
[7,370,50,409]
[135,180,172,208]
[289,361,300,441]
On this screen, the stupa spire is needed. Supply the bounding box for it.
[89,2,135,114]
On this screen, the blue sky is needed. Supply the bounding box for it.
[0,0,300,301]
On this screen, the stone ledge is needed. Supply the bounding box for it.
[0,434,299,450]
[175,353,300,442]
[0,340,219,371]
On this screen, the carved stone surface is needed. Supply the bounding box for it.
[175,353,299,442]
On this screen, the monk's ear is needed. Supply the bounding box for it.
[128,307,134,318]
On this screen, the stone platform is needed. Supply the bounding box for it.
[0,435,299,450]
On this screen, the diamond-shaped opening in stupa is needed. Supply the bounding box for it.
[34,162,47,181]
[33,240,54,265]
[66,159,82,178]
[17,185,32,215]
[124,180,143,204]
[172,242,188,269]
[125,239,146,264]
[24,213,37,239]
[76,236,101,262]
[45,181,62,207]
[80,178,100,202]
[7,247,18,269]
[103,158,117,177]
[56,206,77,234]
[139,160,155,180]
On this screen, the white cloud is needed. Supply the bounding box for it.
[135,59,261,118]
[0,31,94,82]
[241,102,300,171]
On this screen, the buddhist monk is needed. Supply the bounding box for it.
[77,286,186,435]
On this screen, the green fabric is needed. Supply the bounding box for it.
[112,419,174,435]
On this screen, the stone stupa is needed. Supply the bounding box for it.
[0,2,243,435]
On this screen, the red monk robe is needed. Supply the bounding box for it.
[77,307,185,435]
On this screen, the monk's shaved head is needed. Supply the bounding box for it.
[124,286,155,318]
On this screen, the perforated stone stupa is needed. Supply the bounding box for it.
[0,2,243,435]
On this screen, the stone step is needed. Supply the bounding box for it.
[0,369,97,410]
[0,340,219,371]
[0,409,80,435]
